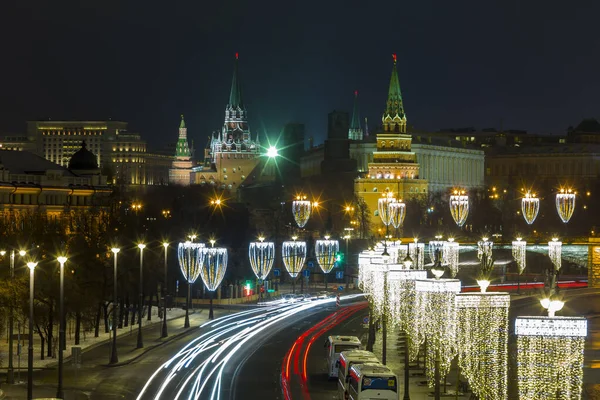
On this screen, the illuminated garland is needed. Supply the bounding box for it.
[177,242,205,284]
[449,190,469,227]
[443,239,460,278]
[200,247,228,291]
[378,193,396,226]
[414,279,461,387]
[521,192,540,225]
[282,240,307,278]
[315,239,339,274]
[516,316,587,400]
[368,261,388,317]
[512,239,527,274]
[548,238,562,271]
[408,242,425,269]
[428,240,445,264]
[456,293,509,400]
[477,239,493,261]
[292,196,312,228]
[389,201,406,229]
[556,189,576,224]
[248,240,275,280]
[387,270,427,332]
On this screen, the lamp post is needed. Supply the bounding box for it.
[110,248,120,365]
[137,244,146,349]
[162,242,169,338]
[6,249,25,384]
[56,256,68,399]
[178,242,204,328]
[26,261,37,400]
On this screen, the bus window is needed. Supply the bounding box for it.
[362,376,397,392]
[335,344,360,353]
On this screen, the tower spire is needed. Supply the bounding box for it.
[349,90,364,140]
[228,52,244,109]
[175,114,191,159]
[382,53,407,133]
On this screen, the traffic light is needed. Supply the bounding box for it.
[335,252,344,265]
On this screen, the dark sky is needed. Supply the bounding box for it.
[2,0,599,149]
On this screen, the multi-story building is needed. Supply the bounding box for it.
[354,55,428,230]
[190,54,269,192]
[106,131,147,185]
[26,120,127,168]
[0,143,111,218]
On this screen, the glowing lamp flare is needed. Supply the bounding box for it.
[282,240,307,278]
[177,242,205,284]
[449,190,469,227]
[512,238,527,274]
[200,248,228,292]
[548,238,562,270]
[315,239,339,274]
[248,241,275,280]
[266,146,278,158]
[389,201,406,229]
[521,192,540,225]
[556,189,576,223]
[377,193,396,226]
[292,196,312,228]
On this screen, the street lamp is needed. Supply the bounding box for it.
[162,242,169,338]
[200,247,228,320]
[137,243,146,349]
[6,248,25,384]
[56,256,68,399]
[315,236,339,289]
[282,237,307,294]
[178,242,204,328]
[26,261,37,400]
[110,248,120,365]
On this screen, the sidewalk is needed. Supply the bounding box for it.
[371,329,470,399]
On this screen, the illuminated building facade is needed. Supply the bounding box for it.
[169,115,194,185]
[190,54,266,192]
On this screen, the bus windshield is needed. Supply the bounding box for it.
[362,376,397,392]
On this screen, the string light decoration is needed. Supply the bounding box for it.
[408,240,425,269]
[521,192,540,225]
[556,188,576,224]
[548,238,562,271]
[292,195,312,228]
[443,238,460,278]
[512,238,527,274]
[200,247,228,291]
[378,192,396,226]
[315,237,339,274]
[428,240,445,264]
[387,269,427,329]
[366,261,388,317]
[516,316,587,400]
[282,239,307,278]
[178,242,205,284]
[456,293,510,400]
[449,190,469,227]
[389,200,406,229]
[414,278,461,387]
[248,238,275,280]
[477,238,493,261]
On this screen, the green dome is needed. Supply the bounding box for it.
[68,141,98,170]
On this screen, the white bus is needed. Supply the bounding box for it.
[347,363,398,400]
[325,335,362,378]
[337,350,380,399]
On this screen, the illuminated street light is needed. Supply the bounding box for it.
[200,247,228,320]
[56,256,68,399]
[109,248,120,365]
[137,244,146,349]
[26,261,38,400]
[449,189,469,228]
[162,242,169,338]
[521,192,540,225]
[266,146,279,158]
[178,242,205,327]
[292,195,312,228]
[556,188,576,223]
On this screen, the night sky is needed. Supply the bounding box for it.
[2,0,599,150]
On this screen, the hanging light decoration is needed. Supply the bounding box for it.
[389,200,406,229]
[409,240,425,269]
[556,188,576,224]
[200,247,228,291]
[449,189,469,227]
[248,237,275,280]
[456,293,510,400]
[548,238,562,271]
[178,242,205,284]
[521,192,540,225]
[387,269,427,331]
[367,260,388,317]
[443,238,460,278]
[512,238,527,274]
[477,237,493,261]
[315,236,339,274]
[282,238,307,278]
[292,195,312,228]
[515,315,587,400]
[378,192,396,226]
[414,278,461,388]
[428,240,445,264]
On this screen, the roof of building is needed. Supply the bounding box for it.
[350,90,361,131]
[573,118,600,133]
[68,141,98,170]
[383,54,405,120]
[229,53,244,109]
[0,149,76,176]
[488,143,600,155]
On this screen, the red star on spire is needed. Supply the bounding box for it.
[392,53,397,64]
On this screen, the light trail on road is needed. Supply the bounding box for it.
[137,295,365,400]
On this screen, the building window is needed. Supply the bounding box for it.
[372,187,378,192]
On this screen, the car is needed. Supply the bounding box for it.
[303,293,316,301]
[282,294,296,303]
[294,294,305,302]
[317,291,332,299]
